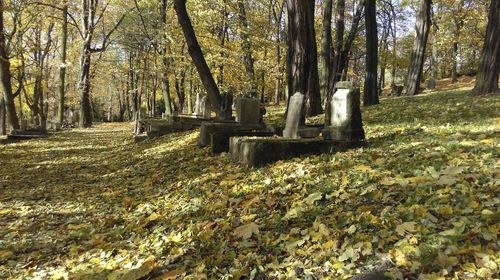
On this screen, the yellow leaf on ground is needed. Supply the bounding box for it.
[234,222,259,239]
[396,222,417,236]
[156,268,185,280]
[303,192,322,205]
[0,250,13,261]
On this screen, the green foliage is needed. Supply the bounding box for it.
[0,87,498,279]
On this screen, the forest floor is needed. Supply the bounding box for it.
[0,87,499,280]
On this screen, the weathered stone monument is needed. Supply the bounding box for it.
[235,97,261,124]
[283,92,304,138]
[193,92,203,117]
[200,96,211,119]
[323,82,365,141]
[229,82,365,167]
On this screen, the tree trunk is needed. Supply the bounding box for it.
[404,0,432,96]
[320,0,333,100]
[161,0,173,116]
[0,96,5,135]
[331,0,345,86]
[286,0,322,119]
[0,0,19,130]
[330,0,364,88]
[428,26,438,89]
[472,0,499,95]
[237,0,257,92]
[451,41,458,83]
[174,0,227,119]
[58,3,68,124]
[79,49,93,127]
[363,0,379,106]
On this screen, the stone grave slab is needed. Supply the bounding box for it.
[229,137,365,167]
[198,121,265,147]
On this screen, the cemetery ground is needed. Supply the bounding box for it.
[0,87,499,279]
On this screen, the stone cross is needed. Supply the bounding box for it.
[283,92,304,139]
[323,82,365,141]
[235,97,261,124]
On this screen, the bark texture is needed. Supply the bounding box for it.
[472,0,500,95]
[404,0,432,96]
[286,0,322,119]
[363,0,379,106]
[0,0,19,130]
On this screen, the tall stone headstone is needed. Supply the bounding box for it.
[235,97,261,124]
[193,92,203,116]
[220,91,233,120]
[323,82,365,141]
[283,92,304,139]
[200,96,211,118]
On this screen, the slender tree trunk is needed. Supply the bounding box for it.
[472,0,499,95]
[237,0,256,92]
[0,0,19,130]
[320,0,333,100]
[331,0,345,87]
[0,97,5,135]
[217,0,228,87]
[404,0,432,96]
[363,0,379,106]
[174,0,227,119]
[58,3,68,124]
[161,0,173,116]
[273,1,285,104]
[451,41,458,83]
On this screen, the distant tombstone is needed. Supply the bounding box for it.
[200,96,211,118]
[220,91,233,120]
[139,108,147,120]
[283,92,304,139]
[235,97,260,124]
[193,92,203,116]
[21,119,28,131]
[323,82,365,141]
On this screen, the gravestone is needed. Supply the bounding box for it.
[283,92,304,139]
[200,96,211,118]
[193,92,203,116]
[323,82,365,141]
[220,91,233,120]
[235,97,261,124]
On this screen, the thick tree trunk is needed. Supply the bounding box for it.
[320,0,333,100]
[363,0,379,106]
[58,3,68,124]
[472,0,499,95]
[174,0,227,119]
[404,0,432,96]
[428,27,438,89]
[0,0,19,130]
[286,0,322,119]
[237,0,257,92]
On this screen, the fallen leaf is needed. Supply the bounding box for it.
[234,223,259,239]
